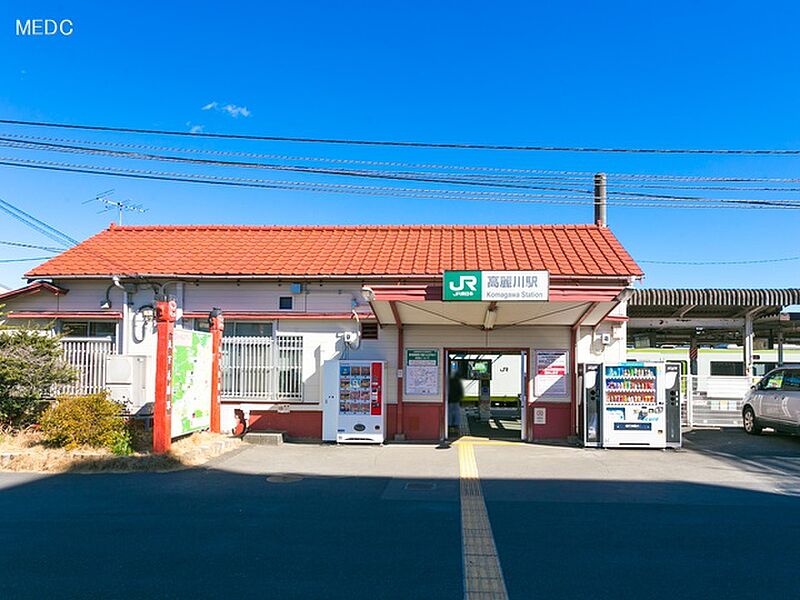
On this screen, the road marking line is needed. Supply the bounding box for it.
[458,442,509,600]
[453,436,519,447]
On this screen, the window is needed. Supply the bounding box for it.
[279,296,293,310]
[753,362,777,377]
[361,322,379,340]
[781,370,800,391]
[193,318,211,332]
[61,321,116,338]
[709,361,744,376]
[188,318,274,337]
[759,370,785,390]
[231,322,273,337]
[222,321,274,337]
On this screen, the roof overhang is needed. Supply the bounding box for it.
[0,281,68,302]
[181,311,375,321]
[365,283,631,329]
[33,273,639,282]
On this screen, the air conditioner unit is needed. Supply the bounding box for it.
[105,355,148,414]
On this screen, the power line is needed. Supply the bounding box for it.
[639,256,800,265]
[5,137,800,208]
[608,190,800,208]
[0,240,61,252]
[3,118,800,155]
[0,137,596,194]
[0,156,798,210]
[7,132,800,185]
[0,256,52,263]
[0,155,598,201]
[0,198,78,247]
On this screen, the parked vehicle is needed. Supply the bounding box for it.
[741,368,800,435]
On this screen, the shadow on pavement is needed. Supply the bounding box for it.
[684,428,800,479]
[0,458,798,600]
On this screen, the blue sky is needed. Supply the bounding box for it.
[1,1,800,289]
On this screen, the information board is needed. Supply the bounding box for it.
[534,350,568,397]
[404,349,440,396]
[171,328,213,438]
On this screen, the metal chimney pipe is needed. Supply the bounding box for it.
[594,172,607,227]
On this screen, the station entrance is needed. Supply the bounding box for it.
[445,349,528,441]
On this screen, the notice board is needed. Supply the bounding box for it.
[170,329,213,438]
[534,349,568,397]
[404,349,440,396]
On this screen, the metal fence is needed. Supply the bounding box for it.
[58,337,116,396]
[683,375,755,428]
[221,335,304,401]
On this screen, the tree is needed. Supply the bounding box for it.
[0,313,76,426]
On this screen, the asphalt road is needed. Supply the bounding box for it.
[0,430,798,599]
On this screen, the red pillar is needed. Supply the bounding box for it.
[153,299,177,454]
[208,308,224,434]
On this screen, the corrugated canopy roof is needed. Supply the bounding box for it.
[630,289,800,307]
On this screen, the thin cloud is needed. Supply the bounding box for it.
[201,101,252,118]
[185,121,204,133]
[222,104,251,118]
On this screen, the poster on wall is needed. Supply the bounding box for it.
[404,349,440,396]
[534,350,568,397]
[170,328,213,438]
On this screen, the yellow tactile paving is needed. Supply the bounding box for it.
[457,441,509,600]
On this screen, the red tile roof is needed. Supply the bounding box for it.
[25,224,643,279]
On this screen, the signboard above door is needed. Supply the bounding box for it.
[443,270,549,302]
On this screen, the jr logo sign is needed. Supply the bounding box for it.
[443,271,482,301]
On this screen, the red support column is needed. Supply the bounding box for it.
[208,308,225,434]
[153,299,177,454]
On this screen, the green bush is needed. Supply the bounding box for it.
[0,324,76,427]
[39,392,132,453]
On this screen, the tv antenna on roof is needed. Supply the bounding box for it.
[83,190,148,225]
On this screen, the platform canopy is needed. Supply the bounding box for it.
[627,288,800,374]
[365,283,629,328]
[628,288,800,343]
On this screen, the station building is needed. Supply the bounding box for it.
[0,223,642,441]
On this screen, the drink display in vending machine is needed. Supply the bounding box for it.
[602,362,667,448]
[336,360,386,443]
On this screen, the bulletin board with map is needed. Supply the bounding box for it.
[170,328,213,438]
[404,348,440,396]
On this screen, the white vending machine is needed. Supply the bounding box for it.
[602,362,667,448]
[325,360,387,444]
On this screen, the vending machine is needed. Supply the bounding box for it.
[664,362,682,449]
[602,362,667,448]
[578,363,603,447]
[333,360,387,444]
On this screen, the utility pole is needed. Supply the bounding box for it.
[594,172,607,227]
